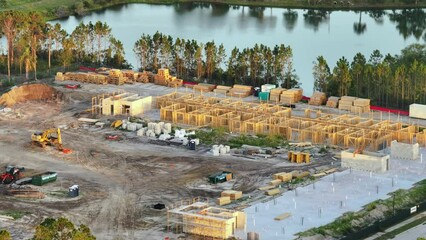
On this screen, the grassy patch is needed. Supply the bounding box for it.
[375,215,426,240]
[226,134,287,148]
[0,210,26,220]
[48,190,69,197]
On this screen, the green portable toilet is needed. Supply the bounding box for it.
[259,92,270,101]
[32,172,57,186]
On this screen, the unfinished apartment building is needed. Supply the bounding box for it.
[93,92,152,116]
[167,201,246,239]
[156,92,424,151]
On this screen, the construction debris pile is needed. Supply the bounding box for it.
[0,84,60,107]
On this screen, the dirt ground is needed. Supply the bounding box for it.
[0,82,395,240]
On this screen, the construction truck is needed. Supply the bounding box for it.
[1,166,24,184]
[31,128,64,151]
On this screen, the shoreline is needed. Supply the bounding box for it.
[1,0,425,20]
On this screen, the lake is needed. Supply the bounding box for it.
[52,4,425,95]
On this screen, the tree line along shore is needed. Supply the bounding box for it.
[0,10,425,110]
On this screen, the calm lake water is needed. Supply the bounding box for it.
[52,4,425,95]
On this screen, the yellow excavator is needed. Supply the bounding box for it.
[31,128,64,151]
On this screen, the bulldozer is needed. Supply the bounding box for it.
[31,128,64,151]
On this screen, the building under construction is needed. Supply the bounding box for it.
[156,92,426,151]
[91,92,152,116]
[167,199,246,239]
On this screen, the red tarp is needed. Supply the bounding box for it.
[183,81,198,85]
[79,66,96,72]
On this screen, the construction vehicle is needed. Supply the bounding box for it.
[31,128,64,151]
[1,166,24,184]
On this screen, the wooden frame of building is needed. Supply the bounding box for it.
[156,93,424,150]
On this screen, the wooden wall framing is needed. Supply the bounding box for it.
[156,93,423,150]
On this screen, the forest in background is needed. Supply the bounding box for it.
[0,10,425,110]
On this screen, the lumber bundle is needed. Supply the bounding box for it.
[258,185,275,191]
[326,96,340,108]
[228,84,252,98]
[154,74,168,86]
[55,72,64,81]
[62,72,108,84]
[213,85,232,95]
[221,190,243,200]
[292,171,310,179]
[274,212,292,221]
[121,70,138,82]
[193,84,214,92]
[167,78,183,88]
[269,179,282,186]
[216,196,231,206]
[266,188,280,196]
[351,98,370,114]
[338,96,357,111]
[272,172,292,182]
[136,72,150,83]
[288,151,310,164]
[269,88,286,102]
[308,92,327,106]
[280,88,303,104]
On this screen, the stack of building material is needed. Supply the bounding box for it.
[338,96,357,111]
[280,89,301,104]
[136,72,150,83]
[121,70,138,82]
[269,88,285,102]
[266,188,280,196]
[292,171,310,179]
[194,84,213,92]
[221,190,243,200]
[216,196,231,206]
[351,98,370,114]
[272,172,292,182]
[308,92,327,106]
[288,151,310,163]
[55,72,64,81]
[326,96,340,108]
[107,69,127,85]
[167,78,183,88]
[269,179,282,186]
[154,74,167,86]
[261,84,276,92]
[228,84,252,98]
[274,213,292,221]
[214,85,232,95]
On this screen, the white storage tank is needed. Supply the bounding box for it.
[409,104,426,120]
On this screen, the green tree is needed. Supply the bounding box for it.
[93,21,111,63]
[0,229,12,240]
[312,56,331,93]
[333,57,351,96]
[0,10,23,80]
[133,34,151,71]
[350,53,366,97]
[60,37,76,70]
[33,217,95,240]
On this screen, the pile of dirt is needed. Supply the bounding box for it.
[0,84,61,107]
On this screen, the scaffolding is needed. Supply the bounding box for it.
[156,92,424,150]
[167,198,246,239]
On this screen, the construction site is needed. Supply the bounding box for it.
[0,68,425,240]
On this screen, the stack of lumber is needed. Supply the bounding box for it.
[228,84,252,98]
[292,171,310,179]
[121,70,138,82]
[214,85,232,95]
[269,179,282,186]
[326,96,340,108]
[62,72,108,84]
[269,88,286,102]
[272,172,292,182]
[266,188,280,196]
[55,72,64,81]
[288,151,310,164]
[154,74,167,86]
[221,190,243,200]
[108,69,127,85]
[280,89,302,104]
[308,92,327,106]
[351,98,370,114]
[338,96,357,111]
[274,213,292,221]
[167,78,183,88]
[216,196,231,206]
[136,72,150,83]
[194,83,215,92]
